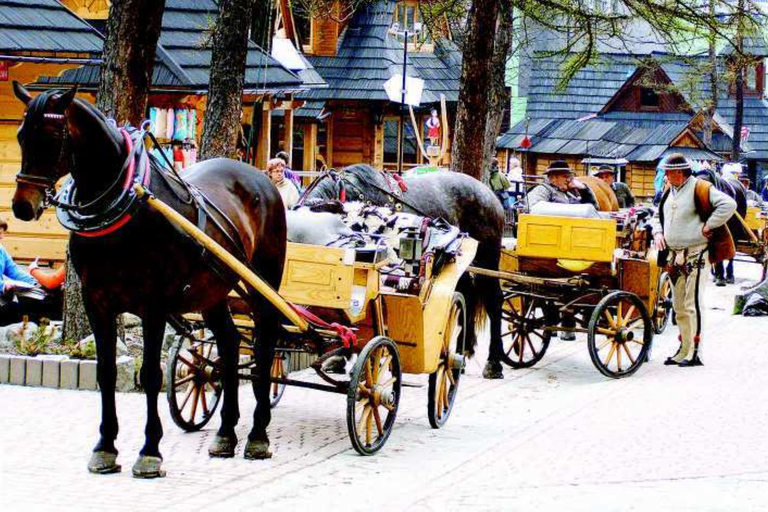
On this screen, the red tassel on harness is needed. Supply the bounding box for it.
[392,173,408,192]
[339,182,347,203]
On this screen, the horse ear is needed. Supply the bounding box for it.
[52,86,78,112]
[12,81,32,105]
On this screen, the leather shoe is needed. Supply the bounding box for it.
[715,278,726,287]
[560,331,576,341]
[678,357,703,367]
[664,357,679,366]
[726,276,735,284]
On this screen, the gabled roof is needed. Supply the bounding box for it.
[0,0,102,53]
[299,0,462,104]
[498,117,723,162]
[37,0,307,93]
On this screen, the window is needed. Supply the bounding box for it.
[639,87,660,109]
[293,6,312,50]
[293,125,305,171]
[393,1,432,47]
[383,117,419,168]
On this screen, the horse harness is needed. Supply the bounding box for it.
[15,94,249,263]
[299,168,430,217]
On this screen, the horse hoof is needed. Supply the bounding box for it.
[209,433,238,458]
[244,439,272,460]
[482,361,504,380]
[132,455,166,479]
[88,451,121,474]
[322,355,347,374]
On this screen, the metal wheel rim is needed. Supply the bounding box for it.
[654,273,673,334]
[501,294,551,368]
[588,292,652,378]
[167,336,222,431]
[428,293,465,428]
[347,338,401,455]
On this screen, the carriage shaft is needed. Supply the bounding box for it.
[134,184,311,332]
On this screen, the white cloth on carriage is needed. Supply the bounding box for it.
[529,201,600,218]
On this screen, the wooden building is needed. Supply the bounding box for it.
[293,0,462,171]
[497,56,736,200]
[2,0,323,264]
[0,0,103,262]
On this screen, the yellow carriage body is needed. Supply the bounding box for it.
[515,214,617,262]
[745,207,764,232]
[278,239,478,375]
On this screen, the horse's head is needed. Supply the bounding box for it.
[11,82,78,221]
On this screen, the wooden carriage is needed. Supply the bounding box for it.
[165,226,478,455]
[478,213,668,378]
[734,206,768,279]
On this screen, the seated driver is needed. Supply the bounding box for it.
[526,161,598,209]
[593,165,635,208]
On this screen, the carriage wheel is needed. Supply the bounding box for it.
[428,293,466,429]
[250,350,291,409]
[501,295,552,368]
[588,291,652,379]
[167,335,222,432]
[346,336,402,455]
[654,272,674,334]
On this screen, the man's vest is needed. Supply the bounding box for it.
[659,179,735,264]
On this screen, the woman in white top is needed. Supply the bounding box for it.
[266,158,300,209]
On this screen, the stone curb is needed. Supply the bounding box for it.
[0,354,140,392]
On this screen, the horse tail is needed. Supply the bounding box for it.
[458,275,481,357]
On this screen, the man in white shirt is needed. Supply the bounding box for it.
[266,158,300,209]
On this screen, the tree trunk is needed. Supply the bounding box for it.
[732,0,746,162]
[703,0,718,146]
[199,0,254,160]
[62,244,91,342]
[450,0,500,181]
[96,0,166,125]
[482,4,514,181]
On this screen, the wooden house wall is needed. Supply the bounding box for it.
[626,162,657,199]
[0,63,87,264]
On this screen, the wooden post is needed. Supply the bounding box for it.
[326,114,334,167]
[303,124,317,172]
[284,108,294,167]
[257,101,272,169]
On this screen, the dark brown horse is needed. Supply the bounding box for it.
[301,165,507,378]
[11,82,285,477]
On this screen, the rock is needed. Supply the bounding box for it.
[77,334,128,357]
[0,326,13,351]
[115,355,136,392]
[163,332,178,352]
[122,313,142,328]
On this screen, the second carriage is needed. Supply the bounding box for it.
[473,211,670,378]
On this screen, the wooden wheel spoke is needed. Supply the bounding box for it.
[365,358,374,387]
[616,343,622,371]
[380,376,397,389]
[622,343,636,365]
[597,338,612,351]
[436,369,445,416]
[447,368,456,386]
[200,383,209,416]
[603,343,617,367]
[372,405,384,437]
[622,305,636,327]
[597,327,616,336]
[525,334,538,357]
[189,385,200,420]
[356,398,369,410]
[442,372,450,412]
[365,407,373,445]
[626,318,644,330]
[179,382,195,411]
[616,302,623,327]
[173,374,195,388]
[358,405,371,437]
[371,348,382,382]
[357,383,370,398]
[176,354,199,371]
[603,309,616,329]
[629,339,645,346]
[378,354,392,381]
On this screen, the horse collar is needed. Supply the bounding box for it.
[56,128,152,237]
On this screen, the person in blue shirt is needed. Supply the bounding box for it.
[762,177,768,202]
[0,219,42,325]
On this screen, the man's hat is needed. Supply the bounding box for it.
[661,153,691,172]
[591,164,616,176]
[544,160,573,175]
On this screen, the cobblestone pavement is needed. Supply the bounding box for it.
[1,265,767,511]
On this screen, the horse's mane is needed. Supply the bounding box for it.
[342,163,382,182]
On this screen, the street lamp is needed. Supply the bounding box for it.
[389,21,422,174]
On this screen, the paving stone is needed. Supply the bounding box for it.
[9,355,28,385]
[78,359,98,390]
[0,354,10,383]
[25,357,42,387]
[59,359,80,390]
